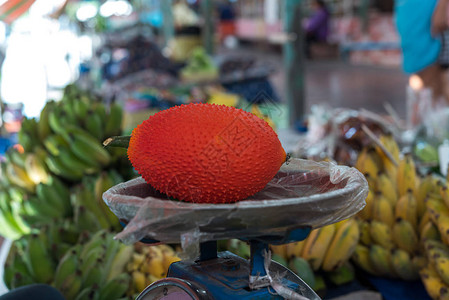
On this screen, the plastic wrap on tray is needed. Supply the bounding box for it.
[103,159,368,250]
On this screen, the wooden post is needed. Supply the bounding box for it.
[161,0,174,48]
[201,0,214,55]
[283,0,305,127]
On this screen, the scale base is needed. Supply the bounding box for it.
[137,251,320,300]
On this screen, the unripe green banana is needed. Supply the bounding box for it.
[104,102,123,137]
[107,244,134,281]
[25,234,55,283]
[98,273,130,300]
[54,248,79,288]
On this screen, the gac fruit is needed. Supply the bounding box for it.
[127,103,286,203]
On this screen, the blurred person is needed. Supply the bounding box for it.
[304,0,330,57]
[395,0,449,104]
[217,0,236,43]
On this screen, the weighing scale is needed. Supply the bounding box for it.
[104,159,368,300]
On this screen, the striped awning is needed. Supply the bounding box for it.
[0,0,36,24]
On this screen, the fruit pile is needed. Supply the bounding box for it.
[180,47,218,83]
[350,132,449,299]
[0,84,180,299]
[351,133,430,280]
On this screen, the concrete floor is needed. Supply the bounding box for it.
[220,45,409,120]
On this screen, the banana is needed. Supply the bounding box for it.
[72,186,110,229]
[80,230,108,258]
[98,273,130,300]
[397,153,417,197]
[94,172,120,228]
[43,134,69,156]
[73,97,89,121]
[75,205,102,232]
[286,241,306,258]
[419,211,432,234]
[351,244,378,275]
[417,175,439,218]
[80,247,104,276]
[322,218,359,272]
[369,244,393,276]
[85,110,104,140]
[132,271,147,294]
[359,220,372,246]
[60,270,83,300]
[437,215,449,246]
[74,287,98,300]
[82,260,104,288]
[395,190,418,230]
[435,256,449,286]
[66,126,111,167]
[36,182,71,217]
[45,155,84,181]
[426,197,449,224]
[392,218,419,254]
[301,224,336,271]
[355,147,380,180]
[18,117,40,151]
[24,152,50,185]
[10,272,34,289]
[370,220,394,250]
[144,254,166,278]
[376,133,400,183]
[54,248,79,288]
[25,233,55,283]
[106,244,134,281]
[441,185,449,209]
[424,240,449,266]
[48,106,67,135]
[412,255,427,271]
[5,162,35,192]
[376,172,398,207]
[357,189,374,220]
[270,244,287,258]
[104,102,123,137]
[372,193,395,227]
[420,265,449,300]
[37,100,54,140]
[57,146,99,175]
[421,222,440,243]
[391,249,420,280]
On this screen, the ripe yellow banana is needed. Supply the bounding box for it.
[358,220,372,246]
[270,245,287,259]
[395,190,418,230]
[355,148,380,181]
[372,193,395,227]
[397,153,417,197]
[24,153,49,185]
[426,197,449,225]
[424,240,449,266]
[132,271,147,293]
[302,224,336,271]
[286,241,306,259]
[376,172,398,207]
[420,265,449,300]
[322,219,359,272]
[435,256,449,286]
[370,220,395,250]
[437,215,449,246]
[351,244,378,275]
[441,185,449,209]
[5,163,35,192]
[369,244,393,276]
[420,222,441,243]
[416,175,440,219]
[376,133,399,183]
[419,211,432,234]
[392,218,419,254]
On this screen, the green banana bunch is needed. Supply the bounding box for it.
[24,233,56,284]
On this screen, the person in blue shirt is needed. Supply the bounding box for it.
[395,0,449,103]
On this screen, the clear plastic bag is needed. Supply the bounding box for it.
[103,159,368,249]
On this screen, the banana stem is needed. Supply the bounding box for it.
[103,136,131,149]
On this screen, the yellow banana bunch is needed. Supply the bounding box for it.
[302,224,336,271]
[352,244,378,275]
[391,249,420,281]
[369,244,393,276]
[286,241,306,259]
[397,153,417,197]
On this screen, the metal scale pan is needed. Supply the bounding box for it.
[103,158,368,299]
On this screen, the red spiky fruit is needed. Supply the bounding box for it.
[127,103,286,203]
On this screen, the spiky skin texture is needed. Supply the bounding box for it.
[128,103,286,203]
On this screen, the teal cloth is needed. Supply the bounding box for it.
[394,0,441,73]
